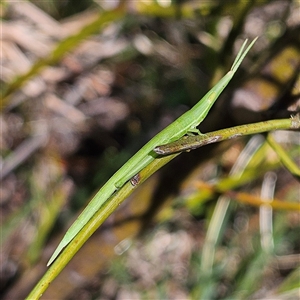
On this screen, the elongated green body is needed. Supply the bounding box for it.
[47,38,257,266]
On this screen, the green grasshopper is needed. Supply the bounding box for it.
[47,38,257,266]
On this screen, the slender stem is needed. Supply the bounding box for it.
[267,134,300,178]
[26,153,178,300]
[154,116,300,155]
[194,180,300,211]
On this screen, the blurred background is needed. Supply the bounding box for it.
[1,0,299,299]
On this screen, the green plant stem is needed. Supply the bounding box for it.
[26,153,178,300]
[267,134,300,179]
[154,117,300,155]
[28,117,299,299]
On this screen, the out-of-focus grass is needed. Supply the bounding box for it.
[1,0,299,299]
